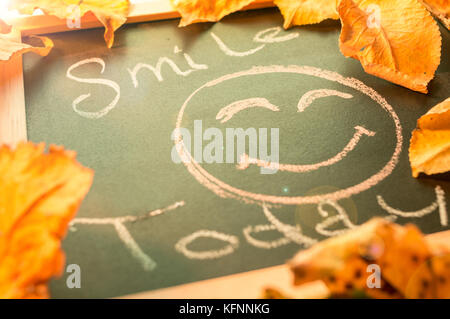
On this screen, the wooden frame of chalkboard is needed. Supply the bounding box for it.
[2,0,450,299]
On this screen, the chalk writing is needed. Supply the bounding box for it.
[71,201,185,271]
[377,186,448,226]
[175,230,239,259]
[66,58,120,119]
[211,26,299,57]
[243,224,292,249]
[315,200,357,237]
[67,27,300,119]
[128,46,208,88]
[262,205,317,247]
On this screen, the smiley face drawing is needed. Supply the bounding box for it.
[174,65,403,206]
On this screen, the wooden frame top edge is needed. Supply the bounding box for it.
[9,0,275,36]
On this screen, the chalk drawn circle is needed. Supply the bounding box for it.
[175,65,403,205]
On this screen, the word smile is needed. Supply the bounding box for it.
[66,27,299,119]
[171,120,280,174]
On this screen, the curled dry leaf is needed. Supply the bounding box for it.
[410,98,450,178]
[419,0,450,30]
[0,27,53,62]
[289,218,402,298]
[0,143,93,298]
[274,0,338,29]
[338,0,441,93]
[171,0,255,27]
[289,218,450,298]
[9,0,130,48]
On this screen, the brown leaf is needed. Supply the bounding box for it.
[338,0,442,93]
[9,0,130,48]
[274,0,339,29]
[0,143,93,298]
[171,0,255,27]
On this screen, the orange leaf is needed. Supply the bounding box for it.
[274,0,338,29]
[0,27,53,62]
[289,218,404,298]
[9,0,130,48]
[0,143,93,298]
[289,218,450,298]
[419,0,450,30]
[409,98,450,177]
[338,0,441,93]
[171,0,255,27]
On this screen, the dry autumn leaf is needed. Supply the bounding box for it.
[0,143,93,298]
[289,218,403,298]
[419,0,450,30]
[9,0,130,48]
[410,98,450,177]
[171,0,255,27]
[0,27,53,62]
[405,254,450,298]
[338,0,441,93]
[289,218,450,298]
[274,0,338,29]
[378,223,432,295]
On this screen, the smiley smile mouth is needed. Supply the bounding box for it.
[237,125,376,173]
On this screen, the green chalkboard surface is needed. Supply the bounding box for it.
[23,8,450,298]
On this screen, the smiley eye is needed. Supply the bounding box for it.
[297,89,353,112]
[216,98,280,123]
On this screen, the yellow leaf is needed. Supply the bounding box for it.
[274,0,338,29]
[419,0,450,30]
[171,0,255,27]
[0,143,93,299]
[410,130,450,178]
[338,0,441,93]
[417,97,450,130]
[9,0,130,48]
[410,98,450,177]
[0,27,53,62]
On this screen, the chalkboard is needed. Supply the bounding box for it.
[23,8,450,298]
